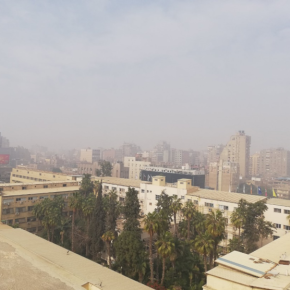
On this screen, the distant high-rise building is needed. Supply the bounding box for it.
[0,132,10,148]
[207,145,224,164]
[259,148,290,178]
[220,131,251,179]
[122,143,141,158]
[208,161,239,192]
[249,152,261,177]
[171,149,190,167]
[80,148,101,163]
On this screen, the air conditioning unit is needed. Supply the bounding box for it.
[15,212,19,215]
[7,203,10,206]
[20,201,23,204]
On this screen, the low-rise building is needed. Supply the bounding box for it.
[204,233,290,290]
[0,181,79,231]
[95,176,268,247]
[78,162,100,176]
[10,166,76,183]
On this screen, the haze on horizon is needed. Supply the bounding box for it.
[1,0,290,152]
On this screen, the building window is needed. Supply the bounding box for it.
[274,223,281,229]
[284,225,290,230]
[181,196,185,199]
[3,199,13,204]
[27,216,36,222]
[193,200,198,205]
[44,185,48,188]
[219,205,229,211]
[205,202,214,208]
[284,210,290,214]
[155,195,160,200]
[28,206,34,212]
[274,208,281,213]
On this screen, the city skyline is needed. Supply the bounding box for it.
[1,1,290,151]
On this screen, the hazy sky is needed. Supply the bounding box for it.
[1,0,290,152]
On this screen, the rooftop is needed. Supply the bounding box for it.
[266,198,290,207]
[14,166,71,177]
[187,189,266,204]
[140,166,205,175]
[1,186,80,197]
[0,224,150,290]
[206,234,290,290]
[0,180,78,188]
[93,177,149,188]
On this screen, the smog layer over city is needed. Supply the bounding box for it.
[1,1,290,290]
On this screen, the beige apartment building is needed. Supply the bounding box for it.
[10,166,76,183]
[208,161,239,192]
[80,148,101,163]
[220,131,251,179]
[0,181,79,232]
[260,148,290,178]
[124,157,151,179]
[249,152,261,176]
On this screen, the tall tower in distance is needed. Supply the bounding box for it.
[220,131,251,179]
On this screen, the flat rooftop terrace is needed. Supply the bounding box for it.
[0,223,150,290]
[187,189,267,204]
[1,186,80,197]
[93,177,150,188]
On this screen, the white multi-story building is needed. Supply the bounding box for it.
[123,157,151,180]
[96,176,290,247]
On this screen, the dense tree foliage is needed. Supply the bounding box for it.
[34,178,275,290]
[96,160,113,177]
[228,199,274,253]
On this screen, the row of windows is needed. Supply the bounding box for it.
[12,174,51,182]
[3,194,69,204]
[274,223,290,230]
[2,207,35,215]
[1,216,36,224]
[274,208,290,214]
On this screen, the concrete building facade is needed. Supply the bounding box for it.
[80,148,101,163]
[220,131,251,179]
[0,181,79,231]
[124,157,151,180]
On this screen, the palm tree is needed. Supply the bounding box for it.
[156,232,175,285]
[101,231,115,268]
[144,212,159,284]
[82,194,96,257]
[194,232,214,272]
[181,200,196,240]
[193,211,206,235]
[169,238,183,270]
[68,192,83,252]
[170,196,182,237]
[231,209,243,237]
[33,202,43,234]
[206,210,226,266]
